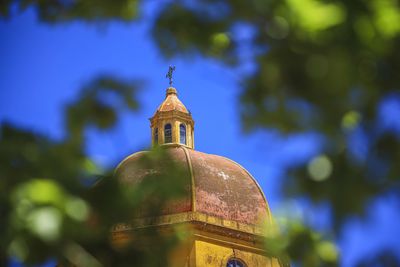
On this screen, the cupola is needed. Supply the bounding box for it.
[150,86,194,148]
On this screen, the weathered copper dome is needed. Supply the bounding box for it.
[115,145,272,228]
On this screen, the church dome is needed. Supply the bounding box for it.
[114,74,273,237]
[111,70,284,267]
[115,145,272,227]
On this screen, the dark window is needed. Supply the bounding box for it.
[180,124,186,145]
[227,259,245,267]
[164,124,172,143]
[154,128,158,144]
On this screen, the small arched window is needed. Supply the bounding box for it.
[180,123,186,145]
[164,123,172,143]
[154,128,158,145]
[227,259,246,267]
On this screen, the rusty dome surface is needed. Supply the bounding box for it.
[114,148,193,216]
[154,87,189,114]
[115,145,270,226]
[188,148,269,225]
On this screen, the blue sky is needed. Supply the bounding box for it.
[1,5,400,267]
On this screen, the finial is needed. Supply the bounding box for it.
[166,65,176,86]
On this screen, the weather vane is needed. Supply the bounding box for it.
[166,65,176,86]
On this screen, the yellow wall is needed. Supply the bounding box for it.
[166,227,282,267]
[112,223,283,267]
[193,239,277,267]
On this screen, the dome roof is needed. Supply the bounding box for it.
[154,87,189,114]
[115,145,271,227]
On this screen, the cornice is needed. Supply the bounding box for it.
[111,211,269,238]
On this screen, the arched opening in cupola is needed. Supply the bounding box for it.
[180,123,186,145]
[164,123,172,143]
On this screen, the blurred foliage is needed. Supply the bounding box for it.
[2,0,400,266]
[152,3,237,64]
[66,75,141,146]
[266,219,339,267]
[0,75,188,266]
[0,0,139,22]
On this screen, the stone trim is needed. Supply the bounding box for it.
[112,211,268,237]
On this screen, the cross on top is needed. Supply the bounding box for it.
[166,65,176,86]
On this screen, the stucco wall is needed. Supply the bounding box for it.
[193,239,278,267]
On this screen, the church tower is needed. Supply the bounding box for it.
[113,68,283,267]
